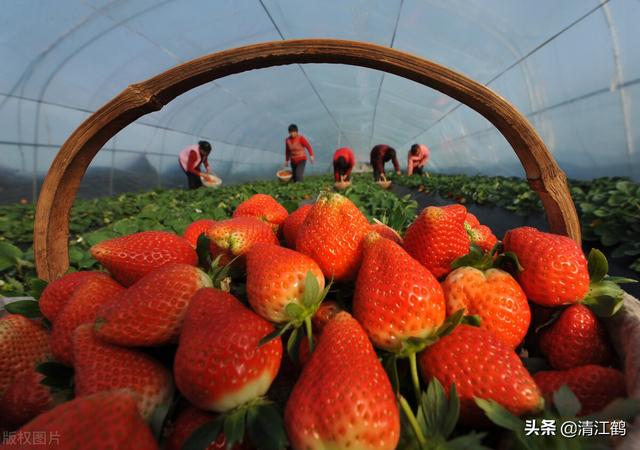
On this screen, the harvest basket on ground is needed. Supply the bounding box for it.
[30,39,639,448]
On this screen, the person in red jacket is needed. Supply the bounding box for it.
[333,147,356,181]
[370,144,401,181]
[285,124,314,182]
[178,141,212,189]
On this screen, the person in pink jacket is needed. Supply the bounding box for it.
[407,143,429,176]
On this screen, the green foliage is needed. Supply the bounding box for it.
[0,175,415,297]
[396,174,640,272]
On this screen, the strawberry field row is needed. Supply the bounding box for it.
[394,174,640,273]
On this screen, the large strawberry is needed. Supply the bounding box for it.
[534,365,625,415]
[51,274,124,365]
[183,219,217,248]
[442,248,530,349]
[285,311,400,450]
[8,391,157,450]
[353,232,445,352]
[73,324,173,420]
[403,205,471,278]
[282,204,312,248]
[207,216,279,267]
[174,288,282,412]
[0,370,57,429]
[0,315,51,396]
[296,192,371,281]
[94,263,211,346]
[232,194,289,231]
[539,304,612,370]
[419,324,543,425]
[246,243,328,352]
[164,406,250,450]
[39,271,104,321]
[503,227,589,306]
[91,231,198,286]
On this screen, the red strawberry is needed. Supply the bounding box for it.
[282,204,312,248]
[51,274,124,365]
[94,263,211,346]
[0,370,56,429]
[183,219,217,248]
[285,312,400,450]
[73,324,173,420]
[174,288,282,412]
[232,194,289,231]
[39,271,104,321]
[503,227,589,306]
[164,406,250,450]
[403,205,471,278]
[419,324,543,425]
[442,267,530,349]
[91,231,198,286]
[353,232,445,351]
[539,304,612,370]
[0,315,51,396]
[296,193,371,281]
[246,243,325,323]
[207,216,279,267]
[370,219,403,245]
[8,391,157,450]
[534,365,625,415]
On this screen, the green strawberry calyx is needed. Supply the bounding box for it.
[399,378,487,450]
[258,271,332,362]
[582,248,636,318]
[451,243,523,274]
[196,234,238,291]
[183,397,288,450]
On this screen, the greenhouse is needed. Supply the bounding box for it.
[1,1,640,449]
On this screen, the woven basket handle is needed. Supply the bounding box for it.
[33,39,580,281]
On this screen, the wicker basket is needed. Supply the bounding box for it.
[31,39,637,445]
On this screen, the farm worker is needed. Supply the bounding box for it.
[333,147,356,181]
[407,143,429,176]
[285,124,314,183]
[178,141,212,189]
[370,144,401,181]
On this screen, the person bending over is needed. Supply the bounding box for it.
[407,143,429,176]
[179,141,212,189]
[370,144,401,181]
[333,147,356,181]
[285,124,314,182]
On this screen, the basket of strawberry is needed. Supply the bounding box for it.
[1,190,638,449]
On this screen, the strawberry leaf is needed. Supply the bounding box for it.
[422,378,447,437]
[4,299,41,318]
[36,362,74,392]
[246,402,288,450]
[443,383,460,438]
[475,398,523,431]
[587,248,608,283]
[303,271,320,307]
[582,284,625,317]
[494,251,524,273]
[552,385,581,417]
[183,416,225,450]
[223,408,246,449]
[149,399,172,439]
[451,244,486,270]
[30,279,48,300]
[435,309,465,339]
[258,324,290,347]
[602,276,636,284]
[285,303,305,321]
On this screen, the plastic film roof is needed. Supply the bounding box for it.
[1,0,639,203]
